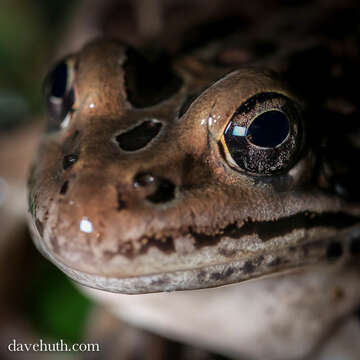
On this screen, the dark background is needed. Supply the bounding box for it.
[0,1,94,359]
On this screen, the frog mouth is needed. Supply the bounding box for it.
[28,210,360,294]
[189,211,360,247]
[91,210,360,260]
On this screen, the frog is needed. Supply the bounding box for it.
[27,0,360,359]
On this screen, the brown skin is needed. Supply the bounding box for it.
[28,38,360,293]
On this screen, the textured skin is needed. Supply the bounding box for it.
[28,43,360,291]
[27,0,360,359]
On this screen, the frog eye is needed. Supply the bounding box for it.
[44,57,75,130]
[221,92,303,175]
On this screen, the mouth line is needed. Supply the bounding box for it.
[29,206,360,294]
[88,210,360,261]
[188,210,360,248]
[32,209,360,261]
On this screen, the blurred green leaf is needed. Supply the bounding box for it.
[25,257,93,344]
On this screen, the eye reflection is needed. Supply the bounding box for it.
[232,125,247,137]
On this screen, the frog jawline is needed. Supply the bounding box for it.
[28,214,359,294]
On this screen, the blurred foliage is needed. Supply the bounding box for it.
[25,252,93,344]
[0,0,75,128]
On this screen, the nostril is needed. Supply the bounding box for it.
[115,120,162,151]
[134,173,175,203]
[147,179,175,203]
[134,173,156,187]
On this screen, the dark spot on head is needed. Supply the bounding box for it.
[146,178,175,204]
[63,154,78,170]
[178,94,198,118]
[116,120,162,151]
[35,219,44,237]
[60,180,69,195]
[326,241,343,261]
[349,236,360,255]
[124,48,182,108]
[243,260,255,274]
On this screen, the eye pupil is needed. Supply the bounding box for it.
[247,110,289,148]
[49,61,68,98]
